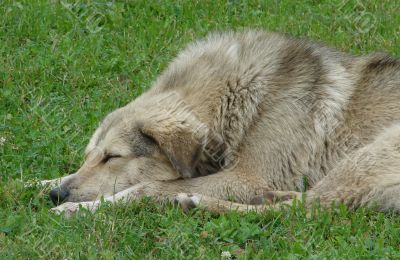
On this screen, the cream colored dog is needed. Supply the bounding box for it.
[42,30,400,216]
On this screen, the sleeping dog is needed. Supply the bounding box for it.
[42,30,400,216]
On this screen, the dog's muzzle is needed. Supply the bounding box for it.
[49,187,70,205]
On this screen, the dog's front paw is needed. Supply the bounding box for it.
[49,201,99,218]
[173,193,202,213]
[50,202,81,217]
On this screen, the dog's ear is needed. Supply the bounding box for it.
[140,116,207,178]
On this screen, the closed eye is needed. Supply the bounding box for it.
[102,154,122,164]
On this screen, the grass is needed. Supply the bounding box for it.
[1,0,400,258]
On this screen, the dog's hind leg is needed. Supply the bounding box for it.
[305,123,400,212]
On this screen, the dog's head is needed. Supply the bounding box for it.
[49,92,215,205]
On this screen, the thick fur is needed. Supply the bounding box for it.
[44,30,400,215]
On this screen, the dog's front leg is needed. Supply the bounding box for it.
[49,182,159,217]
[49,200,100,218]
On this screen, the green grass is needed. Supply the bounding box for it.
[1,0,400,258]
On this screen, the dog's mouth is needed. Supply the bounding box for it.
[49,187,70,205]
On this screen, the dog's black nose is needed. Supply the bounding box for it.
[49,187,70,205]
